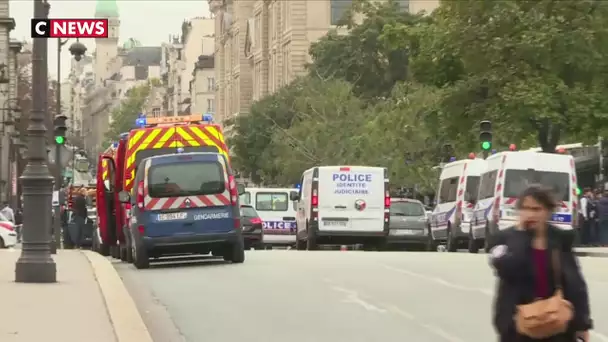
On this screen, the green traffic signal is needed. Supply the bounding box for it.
[55,136,65,144]
[481,141,491,150]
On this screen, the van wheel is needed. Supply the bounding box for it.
[124,231,134,263]
[223,237,245,263]
[467,223,479,254]
[99,243,110,256]
[120,245,128,261]
[133,240,150,269]
[446,224,458,252]
[306,223,318,251]
[111,245,120,259]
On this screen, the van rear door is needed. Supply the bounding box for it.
[318,166,385,232]
[142,154,234,237]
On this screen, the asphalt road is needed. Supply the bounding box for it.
[114,251,608,342]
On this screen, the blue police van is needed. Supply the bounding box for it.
[118,152,246,269]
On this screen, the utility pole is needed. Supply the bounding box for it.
[15,0,56,283]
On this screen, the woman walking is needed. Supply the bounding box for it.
[488,185,593,341]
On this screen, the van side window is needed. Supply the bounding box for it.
[438,177,459,203]
[478,170,498,199]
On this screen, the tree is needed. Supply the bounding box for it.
[308,0,428,100]
[418,0,608,152]
[104,83,151,142]
[228,77,315,184]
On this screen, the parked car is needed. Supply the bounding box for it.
[240,205,264,249]
[0,212,17,248]
[387,198,431,251]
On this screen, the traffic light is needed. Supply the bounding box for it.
[479,120,492,151]
[54,114,67,145]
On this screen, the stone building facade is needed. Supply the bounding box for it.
[210,0,440,126]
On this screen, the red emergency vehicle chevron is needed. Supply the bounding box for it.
[144,192,231,211]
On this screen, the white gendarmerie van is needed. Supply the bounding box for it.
[471,151,578,252]
[240,188,298,247]
[430,158,487,252]
[291,166,389,250]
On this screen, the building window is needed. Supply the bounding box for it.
[207,99,215,113]
[397,0,409,12]
[330,0,353,25]
[207,77,215,91]
[152,107,161,117]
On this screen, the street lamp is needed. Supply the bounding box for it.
[15,0,56,283]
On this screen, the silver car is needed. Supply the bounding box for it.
[387,198,431,251]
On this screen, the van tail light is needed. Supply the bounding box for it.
[137,225,145,235]
[384,169,390,224]
[250,217,262,225]
[136,181,145,210]
[312,189,318,207]
[228,175,238,205]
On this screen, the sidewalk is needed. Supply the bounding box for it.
[574,247,608,258]
[0,249,152,342]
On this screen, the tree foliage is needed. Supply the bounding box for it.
[231,0,608,190]
[104,83,152,142]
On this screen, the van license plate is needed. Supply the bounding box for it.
[324,221,347,227]
[158,212,187,221]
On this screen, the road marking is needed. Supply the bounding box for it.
[387,305,464,342]
[382,264,492,296]
[330,286,386,313]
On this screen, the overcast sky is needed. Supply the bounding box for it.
[9,0,212,80]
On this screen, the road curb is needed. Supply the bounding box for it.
[574,251,608,258]
[82,250,153,342]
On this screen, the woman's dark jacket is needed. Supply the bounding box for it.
[488,226,593,341]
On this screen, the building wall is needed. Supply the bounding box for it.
[192,67,215,115]
[0,0,14,202]
[212,0,439,125]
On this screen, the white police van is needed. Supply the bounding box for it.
[291,166,389,250]
[240,188,298,247]
[430,158,486,252]
[470,151,578,253]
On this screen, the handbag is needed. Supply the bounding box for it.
[514,249,574,339]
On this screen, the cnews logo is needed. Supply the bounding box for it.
[31,19,109,38]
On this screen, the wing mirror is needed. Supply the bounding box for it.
[290,191,300,201]
[118,191,131,203]
[237,183,245,195]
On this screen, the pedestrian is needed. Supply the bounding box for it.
[596,189,608,246]
[71,187,88,248]
[0,202,15,223]
[14,207,23,242]
[488,185,592,342]
[579,188,596,246]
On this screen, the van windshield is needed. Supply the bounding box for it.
[148,161,225,198]
[503,170,570,201]
[135,146,219,167]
